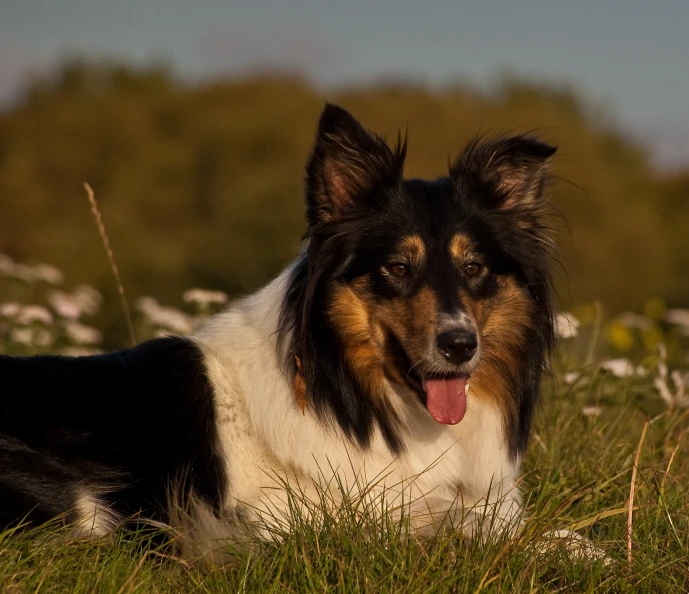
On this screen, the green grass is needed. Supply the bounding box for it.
[2,370,688,593]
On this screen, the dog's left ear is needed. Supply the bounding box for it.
[452,135,557,215]
[305,103,406,226]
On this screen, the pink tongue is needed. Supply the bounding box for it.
[422,376,467,425]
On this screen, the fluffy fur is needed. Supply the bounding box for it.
[0,104,560,559]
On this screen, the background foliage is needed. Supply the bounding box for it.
[1,60,688,345]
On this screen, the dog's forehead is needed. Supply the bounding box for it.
[401,177,454,200]
[383,178,474,247]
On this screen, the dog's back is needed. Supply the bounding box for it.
[0,337,227,531]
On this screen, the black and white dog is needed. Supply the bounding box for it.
[1,104,562,558]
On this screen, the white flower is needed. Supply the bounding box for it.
[47,285,102,319]
[137,296,193,335]
[654,376,670,405]
[34,328,53,347]
[10,327,34,345]
[0,256,63,285]
[563,372,581,384]
[137,296,157,313]
[48,291,82,320]
[665,309,689,336]
[31,263,64,285]
[617,312,654,331]
[672,370,689,388]
[64,321,102,345]
[654,343,689,408]
[0,253,15,276]
[183,288,229,307]
[16,305,53,326]
[657,342,669,380]
[10,327,52,346]
[6,263,40,283]
[600,358,646,379]
[582,406,603,417]
[72,285,102,316]
[555,312,580,339]
[0,302,21,318]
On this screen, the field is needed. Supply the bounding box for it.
[1,257,688,593]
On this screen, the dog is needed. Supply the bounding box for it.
[0,104,559,559]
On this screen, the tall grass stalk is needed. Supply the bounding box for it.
[84,182,137,346]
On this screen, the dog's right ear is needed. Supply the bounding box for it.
[305,103,406,226]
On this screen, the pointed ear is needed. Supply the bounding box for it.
[451,135,556,213]
[305,103,406,226]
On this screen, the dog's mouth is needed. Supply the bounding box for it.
[386,332,472,426]
[407,367,471,426]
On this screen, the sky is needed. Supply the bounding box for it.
[1,0,687,169]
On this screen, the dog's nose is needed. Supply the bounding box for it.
[436,329,477,364]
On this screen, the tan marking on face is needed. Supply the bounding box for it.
[467,276,533,424]
[328,280,385,396]
[328,279,407,442]
[398,235,426,267]
[330,272,441,393]
[449,233,472,262]
[372,287,438,384]
[367,287,438,342]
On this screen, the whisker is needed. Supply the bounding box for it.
[406,359,427,382]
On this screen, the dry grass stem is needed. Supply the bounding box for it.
[84,182,137,346]
[627,420,649,566]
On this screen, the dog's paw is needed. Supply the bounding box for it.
[538,529,611,566]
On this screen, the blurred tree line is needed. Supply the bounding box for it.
[1,60,687,345]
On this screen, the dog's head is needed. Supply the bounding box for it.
[279,104,556,457]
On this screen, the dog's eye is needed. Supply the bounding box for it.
[387,263,408,277]
[464,262,483,276]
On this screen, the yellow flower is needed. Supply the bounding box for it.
[642,328,664,349]
[644,298,667,321]
[608,322,634,352]
[572,303,597,325]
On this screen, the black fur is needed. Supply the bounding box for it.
[0,336,226,529]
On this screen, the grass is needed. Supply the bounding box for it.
[1,233,688,591]
[1,369,687,593]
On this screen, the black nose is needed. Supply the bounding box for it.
[436,329,478,364]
